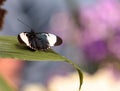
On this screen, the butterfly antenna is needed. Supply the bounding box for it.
[17,18,32,30]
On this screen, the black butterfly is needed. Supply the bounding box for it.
[17,19,62,51]
[18,31,62,51]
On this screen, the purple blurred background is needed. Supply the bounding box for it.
[1,0,120,91]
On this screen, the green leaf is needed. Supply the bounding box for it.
[0,75,15,91]
[0,36,65,61]
[65,59,83,90]
[0,36,83,90]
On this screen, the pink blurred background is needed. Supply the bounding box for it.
[1,0,120,91]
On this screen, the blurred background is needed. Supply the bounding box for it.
[1,0,120,91]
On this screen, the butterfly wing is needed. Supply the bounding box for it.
[35,32,63,50]
[39,33,63,47]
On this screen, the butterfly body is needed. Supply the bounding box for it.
[18,31,62,51]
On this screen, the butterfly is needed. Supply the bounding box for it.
[17,19,62,51]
